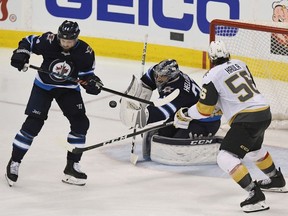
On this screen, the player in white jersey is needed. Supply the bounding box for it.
[203,58,269,124]
[174,40,287,213]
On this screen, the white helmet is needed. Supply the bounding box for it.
[208,40,230,62]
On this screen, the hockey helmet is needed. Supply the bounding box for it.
[153,59,180,89]
[208,40,230,64]
[153,59,180,87]
[58,20,80,40]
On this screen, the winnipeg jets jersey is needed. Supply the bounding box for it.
[141,65,221,124]
[193,59,269,123]
[17,32,95,91]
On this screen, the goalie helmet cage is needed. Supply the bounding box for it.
[210,19,288,128]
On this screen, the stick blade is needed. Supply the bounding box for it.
[153,89,180,107]
[130,153,139,165]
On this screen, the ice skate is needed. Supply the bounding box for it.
[62,160,87,186]
[240,182,269,213]
[257,168,287,193]
[5,159,20,187]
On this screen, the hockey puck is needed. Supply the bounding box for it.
[109,100,117,108]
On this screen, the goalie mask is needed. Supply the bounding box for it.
[208,40,230,65]
[153,59,180,90]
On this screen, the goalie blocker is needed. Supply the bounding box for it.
[145,135,223,166]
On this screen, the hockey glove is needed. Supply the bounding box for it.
[174,107,192,129]
[85,75,103,95]
[11,48,30,71]
[120,96,149,129]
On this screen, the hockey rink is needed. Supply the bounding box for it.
[0,48,287,216]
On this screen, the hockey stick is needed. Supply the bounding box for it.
[67,121,173,154]
[25,64,179,107]
[130,34,149,165]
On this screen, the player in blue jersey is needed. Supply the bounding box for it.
[120,59,221,160]
[6,20,103,186]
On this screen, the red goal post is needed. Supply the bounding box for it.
[210,19,288,124]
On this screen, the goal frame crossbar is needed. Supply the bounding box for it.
[210,19,288,42]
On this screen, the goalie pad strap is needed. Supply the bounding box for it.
[150,135,223,166]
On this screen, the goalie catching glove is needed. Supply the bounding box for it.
[173,107,192,129]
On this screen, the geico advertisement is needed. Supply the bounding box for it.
[1,0,283,50]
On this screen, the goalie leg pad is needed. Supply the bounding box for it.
[150,135,222,165]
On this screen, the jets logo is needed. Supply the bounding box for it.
[49,60,73,82]
[162,86,174,94]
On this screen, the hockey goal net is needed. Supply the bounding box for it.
[210,19,288,129]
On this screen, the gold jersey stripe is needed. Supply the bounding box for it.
[229,106,270,125]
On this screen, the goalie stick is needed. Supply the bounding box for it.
[67,121,173,154]
[130,34,149,165]
[25,64,179,107]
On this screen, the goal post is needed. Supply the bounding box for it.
[209,19,288,123]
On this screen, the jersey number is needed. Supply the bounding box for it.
[225,71,260,102]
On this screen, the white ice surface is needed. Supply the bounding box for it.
[0,48,287,216]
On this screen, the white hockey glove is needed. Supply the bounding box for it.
[120,75,152,128]
[173,107,192,129]
[120,101,148,128]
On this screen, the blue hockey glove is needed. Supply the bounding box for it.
[11,48,30,71]
[85,75,103,95]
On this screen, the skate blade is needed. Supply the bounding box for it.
[261,186,288,193]
[62,175,86,186]
[242,201,270,213]
[5,174,15,187]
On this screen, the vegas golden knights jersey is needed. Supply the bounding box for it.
[196,59,269,123]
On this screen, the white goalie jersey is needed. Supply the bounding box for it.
[190,59,269,123]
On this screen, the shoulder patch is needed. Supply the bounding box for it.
[46,33,55,44]
[85,46,93,54]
